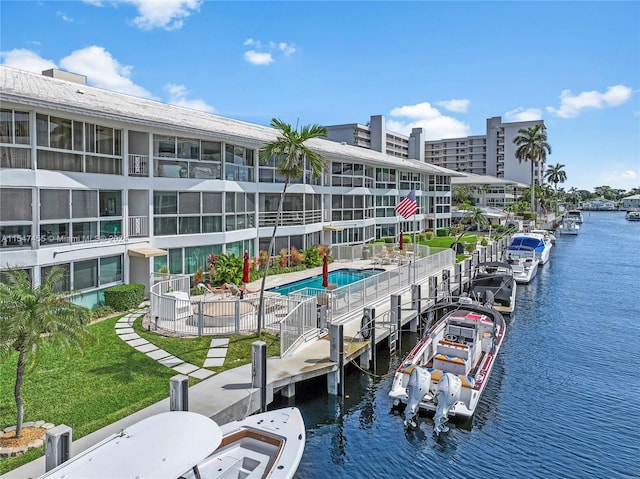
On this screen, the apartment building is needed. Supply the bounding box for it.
[425,116,547,185]
[328,114,547,187]
[0,67,455,306]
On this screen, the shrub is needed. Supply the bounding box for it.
[91,304,115,319]
[436,228,450,237]
[480,237,488,247]
[303,246,322,268]
[464,242,476,254]
[103,284,145,311]
[383,237,394,244]
[214,253,242,285]
[425,231,434,240]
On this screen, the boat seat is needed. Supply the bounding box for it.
[437,339,470,359]
[433,353,469,375]
[428,368,475,388]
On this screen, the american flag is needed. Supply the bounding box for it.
[395,190,418,219]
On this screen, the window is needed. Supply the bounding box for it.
[41,263,71,293]
[100,256,122,285]
[0,188,31,221]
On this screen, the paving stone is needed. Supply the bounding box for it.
[207,348,227,358]
[189,368,215,380]
[127,338,149,347]
[158,355,183,367]
[173,363,199,374]
[135,343,158,353]
[114,323,132,329]
[204,358,225,367]
[210,338,229,348]
[119,333,140,341]
[146,349,171,360]
[115,328,135,335]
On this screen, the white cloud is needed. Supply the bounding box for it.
[56,11,74,22]
[60,46,152,98]
[0,48,57,73]
[387,101,469,140]
[243,38,296,65]
[547,85,633,118]
[244,50,273,66]
[603,169,639,186]
[278,42,296,56]
[504,107,543,122]
[436,99,469,113]
[86,0,201,30]
[165,83,215,113]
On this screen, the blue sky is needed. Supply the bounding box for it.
[1,1,638,192]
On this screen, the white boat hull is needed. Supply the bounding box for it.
[389,301,506,428]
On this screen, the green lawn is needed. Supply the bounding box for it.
[0,314,279,474]
[420,234,478,248]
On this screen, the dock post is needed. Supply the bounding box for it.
[410,284,420,332]
[391,294,402,350]
[454,263,462,295]
[45,425,72,472]
[442,269,451,299]
[252,341,267,412]
[328,323,344,397]
[366,308,376,371]
[429,275,438,304]
[169,374,189,411]
[472,250,480,269]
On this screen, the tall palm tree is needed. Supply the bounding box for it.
[513,124,552,217]
[256,119,327,336]
[544,163,567,213]
[0,266,93,438]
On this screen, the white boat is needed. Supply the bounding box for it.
[39,407,306,479]
[530,228,556,244]
[508,232,552,265]
[389,298,506,434]
[468,262,517,315]
[566,209,584,223]
[625,210,640,221]
[558,217,580,235]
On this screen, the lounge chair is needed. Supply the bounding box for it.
[227,283,259,299]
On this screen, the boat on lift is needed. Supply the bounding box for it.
[389,298,506,434]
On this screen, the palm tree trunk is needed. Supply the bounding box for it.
[256,180,290,337]
[14,350,26,438]
[530,159,536,218]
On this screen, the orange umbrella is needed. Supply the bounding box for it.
[399,231,404,251]
[242,250,250,283]
[322,254,329,288]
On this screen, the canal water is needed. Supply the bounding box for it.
[274,211,640,479]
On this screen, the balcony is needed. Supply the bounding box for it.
[258,210,322,227]
[129,154,149,176]
[128,216,149,237]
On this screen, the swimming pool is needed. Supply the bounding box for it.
[267,268,385,296]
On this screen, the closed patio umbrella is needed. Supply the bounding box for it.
[322,254,329,288]
[242,250,250,284]
[399,231,404,251]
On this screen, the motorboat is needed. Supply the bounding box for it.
[468,262,517,315]
[566,210,584,223]
[558,217,580,235]
[389,298,506,434]
[625,210,640,221]
[504,247,539,283]
[508,232,552,265]
[530,228,556,244]
[39,407,306,479]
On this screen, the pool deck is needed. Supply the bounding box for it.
[4,257,474,479]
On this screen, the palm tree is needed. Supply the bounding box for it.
[544,163,567,213]
[0,266,93,438]
[256,119,327,336]
[513,125,552,217]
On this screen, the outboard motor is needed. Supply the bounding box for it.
[484,289,495,307]
[433,373,461,434]
[404,366,431,428]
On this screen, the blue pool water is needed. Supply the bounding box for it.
[267,268,384,296]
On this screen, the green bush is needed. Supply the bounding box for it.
[436,228,450,237]
[91,305,115,319]
[402,235,413,243]
[425,231,434,240]
[383,237,394,244]
[480,237,488,246]
[302,247,322,268]
[103,284,145,311]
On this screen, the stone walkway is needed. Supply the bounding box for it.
[114,309,226,380]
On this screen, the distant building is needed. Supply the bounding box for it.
[622,194,640,210]
[450,172,528,208]
[326,115,548,188]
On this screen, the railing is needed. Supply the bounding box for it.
[128,216,149,237]
[149,273,191,322]
[128,154,149,176]
[279,295,318,357]
[258,210,322,227]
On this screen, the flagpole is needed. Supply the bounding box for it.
[413,215,417,284]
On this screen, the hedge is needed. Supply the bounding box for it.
[103,283,145,311]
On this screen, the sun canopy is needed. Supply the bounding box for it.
[128,246,168,258]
